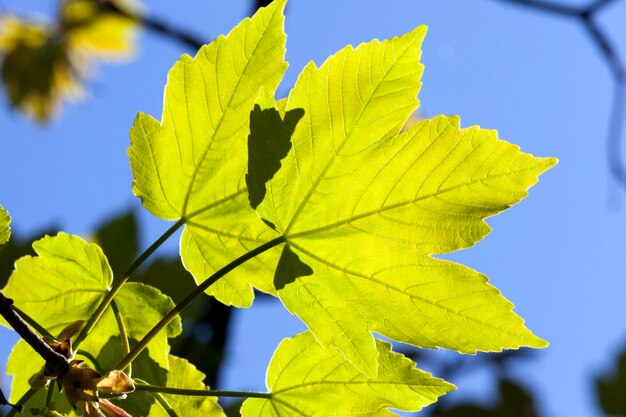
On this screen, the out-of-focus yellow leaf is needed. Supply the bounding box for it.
[60,0,139,60]
[0,0,139,122]
[0,16,83,122]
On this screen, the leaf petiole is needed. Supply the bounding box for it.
[149,391,180,417]
[113,236,286,371]
[111,300,132,376]
[135,383,270,399]
[76,349,105,374]
[10,305,53,339]
[74,218,185,349]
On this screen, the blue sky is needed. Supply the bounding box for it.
[1,1,626,416]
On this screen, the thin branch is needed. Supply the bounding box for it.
[74,219,185,349]
[581,19,625,81]
[114,236,286,372]
[607,82,626,185]
[135,383,271,399]
[0,388,22,413]
[493,0,582,17]
[586,0,621,14]
[488,0,626,192]
[0,292,68,374]
[97,0,207,51]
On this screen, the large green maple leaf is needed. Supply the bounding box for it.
[129,0,287,307]
[241,331,454,417]
[0,205,10,246]
[129,0,555,377]
[252,28,555,375]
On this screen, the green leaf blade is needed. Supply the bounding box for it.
[2,234,181,411]
[257,38,555,375]
[161,356,225,417]
[129,0,289,306]
[0,205,10,246]
[0,233,112,332]
[241,331,453,417]
[257,25,427,229]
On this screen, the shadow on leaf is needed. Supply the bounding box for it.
[274,245,313,290]
[246,104,304,209]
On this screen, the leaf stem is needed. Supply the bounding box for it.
[44,383,54,408]
[113,236,286,371]
[74,219,185,349]
[77,350,105,374]
[111,300,132,375]
[130,379,179,416]
[149,392,180,417]
[10,305,54,339]
[135,383,271,399]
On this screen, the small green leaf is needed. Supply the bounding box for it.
[0,233,112,333]
[241,331,454,417]
[0,205,10,246]
[129,0,288,307]
[161,356,225,417]
[2,233,180,405]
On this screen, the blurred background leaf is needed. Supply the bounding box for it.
[596,347,626,416]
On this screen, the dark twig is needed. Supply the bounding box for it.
[586,0,621,14]
[490,0,626,190]
[493,0,582,17]
[0,292,68,375]
[0,387,22,412]
[580,18,625,81]
[97,0,207,51]
[608,83,626,184]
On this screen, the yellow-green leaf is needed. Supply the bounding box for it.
[61,0,138,60]
[1,234,180,385]
[161,356,225,417]
[251,29,556,375]
[0,205,10,246]
[129,0,287,307]
[241,331,454,417]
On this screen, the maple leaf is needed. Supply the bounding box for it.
[245,25,557,376]
[0,233,181,409]
[241,331,454,417]
[129,0,555,377]
[129,0,288,307]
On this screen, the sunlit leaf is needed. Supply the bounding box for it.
[0,233,112,333]
[241,331,454,417]
[160,356,225,417]
[0,205,10,246]
[246,27,556,375]
[129,0,287,307]
[2,233,181,409]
